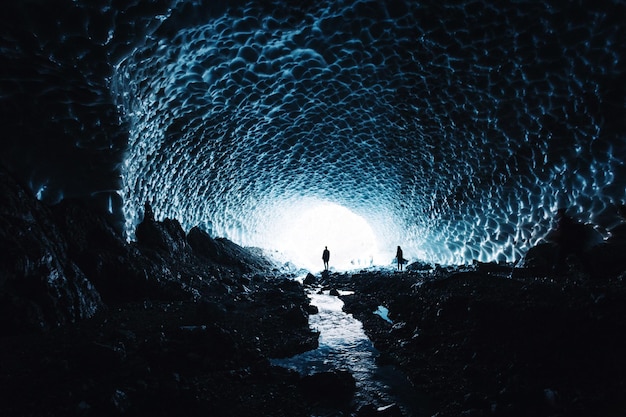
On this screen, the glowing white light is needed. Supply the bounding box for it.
[274,202,382,272]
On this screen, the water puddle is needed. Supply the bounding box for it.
[271,287,426,416]
[373,305,393,324]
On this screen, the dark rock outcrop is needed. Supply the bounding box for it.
[0,167,102,333]
[51,198,153,302]
[303,272,316,285]
[406,260,433,271]
[136,207,188,256]
[0,163,284,335]
[516,229,626,280]
[187,226,274,272]
[0,279,320,417]
[582,240,626,280]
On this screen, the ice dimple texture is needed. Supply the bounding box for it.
[2,1,622,265]
[111,0,626,265]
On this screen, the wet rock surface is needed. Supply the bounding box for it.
[326,266,626,417]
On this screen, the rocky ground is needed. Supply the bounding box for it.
[5,264,626,417]
[322,264,626,417]
[0,273,328,417]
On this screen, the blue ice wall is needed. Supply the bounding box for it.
[1,0,625,265]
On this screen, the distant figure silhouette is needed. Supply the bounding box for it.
[396,246,404,271]
[322,246,330,271]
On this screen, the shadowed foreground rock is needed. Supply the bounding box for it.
[330,266,626,417]
[0,164,283,334]
[0,281,319,417]
[0,168,102,333]
[0,166,322,416]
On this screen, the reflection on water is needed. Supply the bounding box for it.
[271,288,425,416]
[374,305,393,324]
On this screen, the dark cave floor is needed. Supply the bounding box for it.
[2,265,626,417]
[331,266,626,417]
[0,275,319,417]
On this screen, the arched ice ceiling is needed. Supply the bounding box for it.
[1,0,625,266]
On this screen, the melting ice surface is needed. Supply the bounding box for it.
[271,288,425,416]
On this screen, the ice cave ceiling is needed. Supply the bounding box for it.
[1,0,625,266]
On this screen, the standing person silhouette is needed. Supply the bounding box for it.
[322,246,330,271]
[396,246,404,271]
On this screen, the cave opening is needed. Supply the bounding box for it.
[272,201,384,271]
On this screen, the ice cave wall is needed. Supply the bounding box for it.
[1,0,625,266]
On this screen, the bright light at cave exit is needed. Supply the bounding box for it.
[274,202,383,272]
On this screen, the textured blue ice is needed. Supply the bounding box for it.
[113,0,625,265]
[1,0,624,266]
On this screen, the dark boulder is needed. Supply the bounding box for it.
[303,272,316,285]
[406,260,433,271]
[517,235,626,280]
[187,226,222,260]
[306,304,319,314]
[544,217,603,252]
[516,242,557,271]
[136,205,188,255]
[582,241,626,280]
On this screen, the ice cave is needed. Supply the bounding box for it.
[2,0,624,270]
[2,1,626,416]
